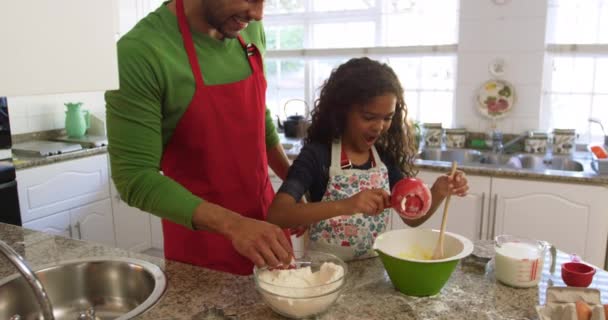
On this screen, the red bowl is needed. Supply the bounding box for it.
[561,262,596,287]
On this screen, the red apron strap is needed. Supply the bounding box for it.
[340,144,376,169]
[176,0,205,88]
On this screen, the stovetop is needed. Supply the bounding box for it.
[52,135,108,148]
[12,140,83,157]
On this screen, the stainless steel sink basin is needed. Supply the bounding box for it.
[546,157,584,172]
[419,148,483,164]
[503,154,583,172]
[510,154,548,170]
[419,148,586,173]
[0,257,166,320]
[479,153,512,166]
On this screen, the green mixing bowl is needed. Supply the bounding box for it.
[373,228,473,297]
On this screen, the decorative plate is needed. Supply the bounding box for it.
[476,79,515,119]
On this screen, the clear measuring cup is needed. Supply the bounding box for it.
[494,235,556,288]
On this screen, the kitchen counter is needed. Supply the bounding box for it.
[11,146,107,170]
[1,223,606,320]
[279,135,608,185]
[11,133,608,186]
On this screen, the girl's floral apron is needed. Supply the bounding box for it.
[308,140,391,261]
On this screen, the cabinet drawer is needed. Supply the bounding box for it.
[17,154,110,223]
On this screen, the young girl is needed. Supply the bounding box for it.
[267,57,469,260]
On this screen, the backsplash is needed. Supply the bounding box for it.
[7,91,106,135]
[454,0,547,134]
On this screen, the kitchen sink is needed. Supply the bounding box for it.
[503,154,583,172]
[547,157,584,172]
[418,149,585,173]
[419,148,483,165]
[0,257,166,320]
[479,153,513,166]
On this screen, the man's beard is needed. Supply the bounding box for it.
[204,12,237,39]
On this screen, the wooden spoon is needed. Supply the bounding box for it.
[431,161,458,260]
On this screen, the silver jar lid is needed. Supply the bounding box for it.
[553,128,576,135]
[528,131,548,139]
[422,122,442,129]
[445,128,466,134]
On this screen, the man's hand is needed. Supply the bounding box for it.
[192,202,293,268]
[344,188,390,216]
[226,216,293,268]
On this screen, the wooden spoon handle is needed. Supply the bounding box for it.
[433,161,458,259]
[438,161,458,231]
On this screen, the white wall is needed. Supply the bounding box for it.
[454,0,548,134]
[7,92,106,135]
[8,0,550,136]
[7,0,163,136]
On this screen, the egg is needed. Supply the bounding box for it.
[575,300,592,320]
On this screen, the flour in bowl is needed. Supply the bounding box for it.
[256,262,345,318]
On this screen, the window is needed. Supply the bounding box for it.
[264,0,459,126]
[544,0,608,144]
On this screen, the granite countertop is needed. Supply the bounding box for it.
[10,133,608,185]
[279,135,608,185]
[1,223,606,320]
[11,146,108,170]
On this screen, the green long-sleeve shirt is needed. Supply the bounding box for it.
[105,3,279,229]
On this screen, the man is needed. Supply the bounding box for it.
[105,0,293,275]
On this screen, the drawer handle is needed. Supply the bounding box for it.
[491,195,498,239]
[75,221,82,240]
[479,192,485,240]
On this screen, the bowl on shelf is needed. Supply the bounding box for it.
[561,262,596,287]
[253,251,347,319]
[373,228,473,297]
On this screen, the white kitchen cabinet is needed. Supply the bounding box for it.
[18,154,115,247]
[17,154,110,223]
[390,170,608,268]
[70,199,116,246]
[491,178,608,268]
[150,215,164,250]
[391,170,491,241]
[23,211,71,238]
[110,180,152,252]
[23,199,116,247]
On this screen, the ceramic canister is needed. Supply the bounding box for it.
[445,128,467,148]
[552,129,576,155]
[422,123,442,148]
[524,132,548,154]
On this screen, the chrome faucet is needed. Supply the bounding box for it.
[0,240,55,320]
[492,130,530,154]
[589,117,608,146]
[491,131,503,153]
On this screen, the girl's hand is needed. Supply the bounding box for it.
[345,188,390,216]
[432,170,469,198]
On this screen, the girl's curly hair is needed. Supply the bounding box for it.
[305,57,418,177]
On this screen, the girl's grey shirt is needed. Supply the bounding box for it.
[278,142,406,202]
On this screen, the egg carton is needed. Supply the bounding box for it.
[536,287,605,320]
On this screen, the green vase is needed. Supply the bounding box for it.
[65,102,90,138]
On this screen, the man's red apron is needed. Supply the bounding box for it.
[160,0,281,275]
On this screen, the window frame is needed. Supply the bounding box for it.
[263,0,459,124]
